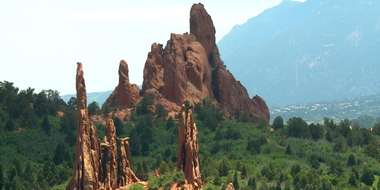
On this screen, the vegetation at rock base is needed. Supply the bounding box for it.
[2,81,380,189]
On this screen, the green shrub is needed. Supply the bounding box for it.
[127,183,145,190]
[173,171,185,185]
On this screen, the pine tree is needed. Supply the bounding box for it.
[276,181,282,190]
[0,162,4,190]
[348,172,356,187]
[12,158,23,179]
[24,162,33,182]
[154,154,162,169]
[285,145,292,155]
[41,115,51,135]
[214,171,221,186]
[142,159,149,174]
[136,161,148,181]
[241,164,248,179]
[233,171,239,190]
[248,176,256,190]
[5,118,15,131]
[167,159,174,173]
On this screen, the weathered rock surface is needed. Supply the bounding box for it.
[177,102,202,189]
[67,62,139,190]
[142,3,270,124]
[226,183,235,190]
[103,60,140,109]
[68,62,101,190]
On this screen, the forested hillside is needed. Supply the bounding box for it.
[1,81,380,189]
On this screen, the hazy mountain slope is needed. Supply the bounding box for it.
[61,90,113,106]
[218,0,380,106]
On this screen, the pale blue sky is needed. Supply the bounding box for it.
[0,0,305,95]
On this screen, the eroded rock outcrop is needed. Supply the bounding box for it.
[67,63,139,190]
[177,101,202,189]
[68,62,101,190]
[142,3,270,124]
[103,60,140,109]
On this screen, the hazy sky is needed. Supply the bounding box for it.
[0,0,305,95]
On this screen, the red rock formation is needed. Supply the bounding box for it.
[117,137,140,187]
[103,60,140,109]
[141,3,270,124]
[68,62,101,190]
[67,62,139,190]
[177,101,202,189]
[226,183,235,190]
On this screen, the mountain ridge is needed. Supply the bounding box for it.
[218,0,380,106]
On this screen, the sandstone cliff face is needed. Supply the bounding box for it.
[141,3,270,123]
[177,102,202,189]
[67,63,139,190]
[142,33,213,106]
[103,60,140,109]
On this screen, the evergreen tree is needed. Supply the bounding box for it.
[326,129,333,142]
[272,116,284,130]
[241,165,248,179]
[5,118,15,131]
[213,127,223,141]
[276,181,282,190]
[12,158,23,178]
[88,101,99,116]
[142,159,149,174]
[158,161,169,175]
[0,162,4,190]
[113,117,124,137]
[41,115,51,135]
[141,141,150,156]
[154,154,162,169]
[233,171,239,190]
[235,160,242,172]
[24,162,33,182]
[361,166,375,186]
[348,172,356,187]
[214,171,221,186]
[155,103,168,119]
[248,176,256,190]
[7,166,17,183]
[347,154,356,166]
[285,145,292,155]
[136,161,148,181]
[166,116,175,130]
[167,159,174,173]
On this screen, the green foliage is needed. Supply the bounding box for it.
[348,172,356,187]
[0,163,3,190]
[285,145,292,155]
[113,117,124,137]
[127,183,145,190]
[155,104,168,120]
[272,116,284,130]
[136,161,148,181]
[286,117,310,138]
[233,171,239,190]
[194,97,223,131]
[166,116,175,130]
[173,171,185,185]
[361,166,375,186]
[248,176,256,190]
[5,118,15,131]
[347,154,356,166]
[136,96,153,115]
[41,115,51,135]
[88,101,100,116]
[307,154,320,169]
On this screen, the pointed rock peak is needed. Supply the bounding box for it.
[190,3,216,57]
[119,60,129,83]
[76,62,87,109]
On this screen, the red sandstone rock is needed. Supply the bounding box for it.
[67,62,101,190]
[103,60,140,109]
[226,183,235,190]
[67,63,139,190]
[141,3,270,124]
[177,101,202,189]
